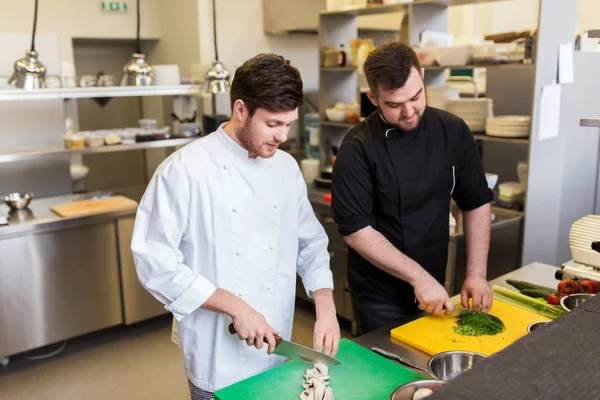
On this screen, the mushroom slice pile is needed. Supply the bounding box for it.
[299,363,334,400]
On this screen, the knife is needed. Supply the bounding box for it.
[228,323,341,366]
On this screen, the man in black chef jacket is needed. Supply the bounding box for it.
[331,42,494,334]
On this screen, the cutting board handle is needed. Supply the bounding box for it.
[228,323,283,346]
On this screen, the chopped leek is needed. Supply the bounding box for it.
[492,285,566,319]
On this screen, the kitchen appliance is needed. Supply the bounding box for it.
[214,338,423,400]
[121,0,154,86]
[9,0,46,90]
[560,215,600,282]
[228,324,341,366]
[390,299,550,357]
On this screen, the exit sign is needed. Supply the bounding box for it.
[101,2,128,11]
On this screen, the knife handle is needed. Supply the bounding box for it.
[228,323,283,346]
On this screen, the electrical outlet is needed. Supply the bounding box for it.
[101,2,128,12]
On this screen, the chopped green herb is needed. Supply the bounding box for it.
[453,310,504,336]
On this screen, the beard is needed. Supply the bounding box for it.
[238,117,278,159]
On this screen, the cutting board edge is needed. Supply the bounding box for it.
[50,195,139,218]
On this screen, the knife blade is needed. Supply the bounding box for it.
[228,323,341,366]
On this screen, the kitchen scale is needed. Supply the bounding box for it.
[559,215,600,281]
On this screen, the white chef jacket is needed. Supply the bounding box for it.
[131,125,334,392]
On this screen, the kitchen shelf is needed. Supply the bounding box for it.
[0,85,201,102]
[320,120,356,128]
[425,63,534,71]
[321,0,511,17]
[320,67,356,72]
[588,30,600,38]
[0,137,198,164]
[580,118,600,128]
[473,133,529,144]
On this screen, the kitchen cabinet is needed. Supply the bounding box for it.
[0,222,123,358]
[117,217,169,325]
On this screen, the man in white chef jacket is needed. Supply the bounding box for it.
[131,54,340,400]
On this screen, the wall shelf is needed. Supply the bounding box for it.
[0,137,198,164]
[320,120,356,129]
[425,64,535,71]
[320,0,512,17]
[0,85,200,102]
[588,30,600,39]
[321,67,357,72]
[580,118,600,128]
[473,133,529,144]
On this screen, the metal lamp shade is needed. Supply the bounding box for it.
[203,61,231,94]
[8,50,47,91]
[121,53,154,86]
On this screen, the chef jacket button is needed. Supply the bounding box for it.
[236,250,241,256]
[273,204,278,209]
[269,244,275,250]
[223,164,228,170]
[267,284,273,291]
[241,356,246,362]
[232,207,238,213]
[269,162,273,168]
[238,292,244,297]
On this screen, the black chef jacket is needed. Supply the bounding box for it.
[331,107,493,306]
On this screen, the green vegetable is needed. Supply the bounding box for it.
[453,310,504,336]
[506,279,556,294]
[492,285,566,319]
[520,289,555,300]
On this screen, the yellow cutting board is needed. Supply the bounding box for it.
[390,299,550,356]
[51,195,138,218]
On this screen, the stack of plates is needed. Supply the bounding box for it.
[426,86,460,111]
[446,98,493,132]
[485,116,531,137]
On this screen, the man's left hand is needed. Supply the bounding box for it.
[461,274,492,313]
[313,311,340,357]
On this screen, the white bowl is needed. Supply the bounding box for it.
[70,164,90,181]
[325,108,347,122]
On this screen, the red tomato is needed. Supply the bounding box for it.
[578,280,598,294]
[557,279,578,295]
[547,293,562,305]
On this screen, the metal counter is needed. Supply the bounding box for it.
[352,262,561,375]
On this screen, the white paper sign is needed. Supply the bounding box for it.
[538,83,562,141]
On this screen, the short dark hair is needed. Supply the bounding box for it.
[364,42,421,93]
[230,53,303,116]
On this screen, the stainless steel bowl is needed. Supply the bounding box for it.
[527,321,548,333]
[389,380,445,400]
[427,350,488,381]
[560,293,595,312]
[3,192,33,210]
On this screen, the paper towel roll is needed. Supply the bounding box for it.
[301,159,320,183]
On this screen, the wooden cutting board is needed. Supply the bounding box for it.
[215,339,424,400]
[390,299,550,357]
[51,195,138,218]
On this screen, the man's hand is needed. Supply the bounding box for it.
[231,303,279,355]
[312,289,341,357]
[461,274,492,313]
[413,275,454,316]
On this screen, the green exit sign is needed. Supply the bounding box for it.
[101,2,128,11]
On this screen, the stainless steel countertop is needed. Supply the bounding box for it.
[352,262,561,375]
[0,186,145,239]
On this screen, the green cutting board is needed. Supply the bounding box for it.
[215,339,425,399]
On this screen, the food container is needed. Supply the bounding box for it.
[135,133,154,142]
[65,135,86,149]
[427,350,488,381]
[139,118,158,130]
[85,132,105,148]
[121,129,138,144]
[388,380,445,400]
[321,46,338,68]
[104,133,122,145]
[560,293,595,312]
[152,127,170,140]
[325,108,347,122]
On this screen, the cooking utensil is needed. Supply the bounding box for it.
[371,347,428,372]
[560,293,595,312]
[388,380,446,400]
[228,323,341,366]
[427,350,487,381]
[3,192,33,210]
[527,321,548,333]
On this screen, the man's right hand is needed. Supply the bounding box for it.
[231,303,280,354]
[413,275,454,316]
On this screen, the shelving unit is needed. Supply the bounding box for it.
[317,0,600,270]
[0,85,200,102]
[589,30,600,38]
[320,67,357,72]
[320,120,356,128]
[0,137,198,164]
